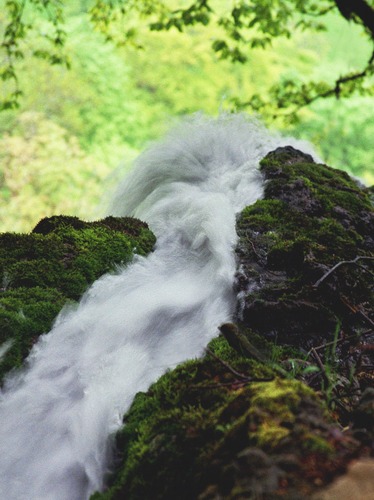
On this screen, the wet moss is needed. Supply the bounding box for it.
[0,215,156,382]
[0,287,68,377]
[92,348,352,500]
[247,378,316,448]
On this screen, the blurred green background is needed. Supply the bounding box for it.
[0,2,373,233]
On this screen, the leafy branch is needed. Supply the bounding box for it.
[1,0,373,113]
[231,48,374,122]
[1,0,69,111]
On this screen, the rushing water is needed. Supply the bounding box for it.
[0,115,316,499]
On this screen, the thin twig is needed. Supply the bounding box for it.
[362,328,374,336]
[310,347,330,388]
[311,329,373,353]
[358,311,374,329]
[205,347,273,383]
[205,347,249,380]
[191,376,274,390]
[340,296,374,329]
[313,256,374,288]
[356,263,374,279]
[245,237,262,260]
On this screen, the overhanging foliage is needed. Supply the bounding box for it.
[1,0,373,117]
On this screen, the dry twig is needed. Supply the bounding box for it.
[205,347,273,384]
[311,329,373,353]
[313,256,374,288]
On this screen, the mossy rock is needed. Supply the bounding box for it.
[92,340,359,500]
[234,147,373,419]
[235,146,373,349]
[0,215,156,382]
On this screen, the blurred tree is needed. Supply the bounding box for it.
[1,0,373,119]
[0,111,108,231]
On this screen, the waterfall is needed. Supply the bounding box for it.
[0,115,316,500]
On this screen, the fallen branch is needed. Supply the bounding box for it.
[313,256,374,288]
[340,296,374,329]
[205,347,251,380]
[310,347,331,389]
[205,347,273,383]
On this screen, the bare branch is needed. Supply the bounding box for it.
[313,256,374,288]
[205,347,249,380]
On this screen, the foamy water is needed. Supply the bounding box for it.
[0,115,316,499]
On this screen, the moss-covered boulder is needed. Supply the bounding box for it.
[0,215,156,381]
[92,339,363,499]
[234,147,374,413]
[235,146,373,351]
[92,148,373,499]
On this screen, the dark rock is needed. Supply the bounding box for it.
[33,215,87,234]
[235,147,374,354]
[264,146,315,166]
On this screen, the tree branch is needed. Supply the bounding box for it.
[335,0,374,38]
[313,256,374,288]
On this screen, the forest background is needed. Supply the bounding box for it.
[0,0,373,233]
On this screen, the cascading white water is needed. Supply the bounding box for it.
[0,115,317,500]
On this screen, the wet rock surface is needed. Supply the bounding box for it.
[235,146,373,347]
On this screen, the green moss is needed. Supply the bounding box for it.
[248,378,315,447]
[0,215,156,382]
[254,420,290,448]
[5,259,65,289]
[207,335,243,363]
[301,433,334,455]
[0,232,62,260]
[239,199,291,233]
[238,197,362,266]
[0,287,68,379]
[251,378,313,414]
[259,155,369,210]
[92,344,341,499]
